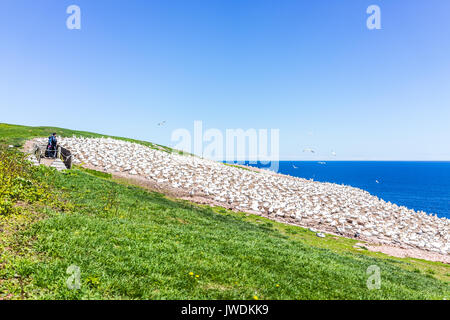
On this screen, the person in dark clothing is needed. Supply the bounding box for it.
[48,133,58,158]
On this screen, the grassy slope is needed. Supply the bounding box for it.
[0,123,449,299]
[0,123,176,154]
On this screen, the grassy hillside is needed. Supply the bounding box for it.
[0,123,176,154]
[0,123,449,299]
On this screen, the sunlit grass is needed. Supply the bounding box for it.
[0,123,448,300]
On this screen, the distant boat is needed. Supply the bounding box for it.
[375,179,380,184]
[318,161,326,165]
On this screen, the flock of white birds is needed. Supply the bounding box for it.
[33,136,449,255]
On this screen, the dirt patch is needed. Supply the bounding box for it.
[22,138,38,153]
[365,245,450,264]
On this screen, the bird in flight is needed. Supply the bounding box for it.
[303,148,315,153]
[157,121,166,127]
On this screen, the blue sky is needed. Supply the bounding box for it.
[1,0,449,160]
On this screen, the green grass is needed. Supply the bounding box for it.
[0,123,177,154]
[0,123,449,300]
[74,165,112,179]
[210,207,450,283]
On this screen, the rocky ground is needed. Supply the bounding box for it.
[27,137,450,262]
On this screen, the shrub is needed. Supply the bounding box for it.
[0,147,51,215]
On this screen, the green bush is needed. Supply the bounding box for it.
[0,147,51,215]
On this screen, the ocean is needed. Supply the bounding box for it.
[244,161,450,219]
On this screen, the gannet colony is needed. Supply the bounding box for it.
[32,137,449,255]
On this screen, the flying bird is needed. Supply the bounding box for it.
[303,148,315,153]
[157,121,166,127]
[331,151,337,156]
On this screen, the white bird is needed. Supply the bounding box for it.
[292,165,298,169]
[375,180,380,184]
[303,148,315,154]
[316,232,325,238]
[331,151,337,156]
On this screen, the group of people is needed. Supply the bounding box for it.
[47,132,58,158]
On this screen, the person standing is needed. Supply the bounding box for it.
[48,132,58,158]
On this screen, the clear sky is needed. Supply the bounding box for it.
[1,0,449,160]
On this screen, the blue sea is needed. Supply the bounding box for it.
[244,161,450,219]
